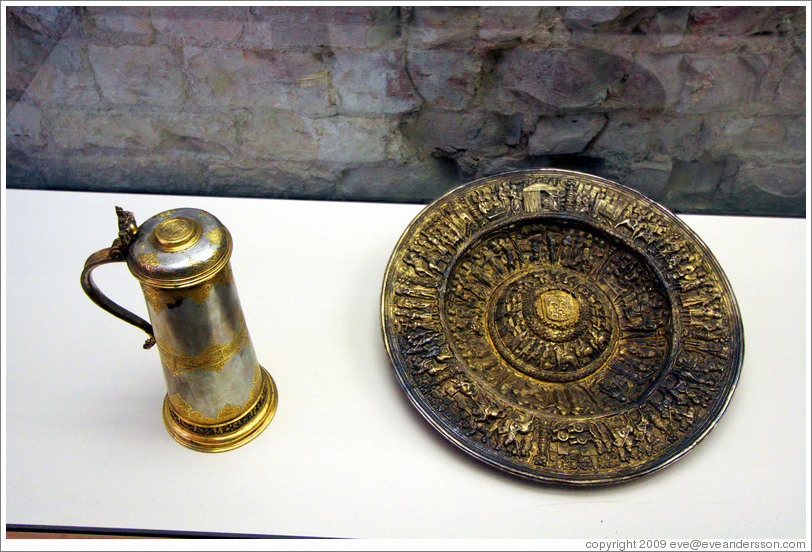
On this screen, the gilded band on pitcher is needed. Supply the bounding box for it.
[81,207,278,452]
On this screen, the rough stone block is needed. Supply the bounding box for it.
[407,49,480,110]
[563,7,625,29]
[603,58,672,112]
[741,117,790,152]
[5,16,56,102]
[203,160,337,199]
[5,148,46,187]
[80,7,154,45]
[42,108,239,155]
[636,7,690,47]
[8,6,76,39]
[13,152,207,194]
[623,158,673,202]
[324,7,378,48]
[697,117,755,156]
[251,6,396,49]
[23,39,101,105]
[474,154,560,180]
[663,156,741,213]
[773,54,805,112]
[150,7,246,46]
[784,116,805,157]
[184,46,335,116]
[735,163,805,199]
[408,7,478,48]
[330,50,421,115]
[240,11,275,48]
[590,114,704,161]
[336,157,459,202]
[6,101,47,149]
[237,110,318,161]
[148,111,238,157]
[245,6,329,48]
[44,108,160,151]
[362,7,404,48]
[632,53,685,108]
[677,54,767,114]
[403,108,511,162]
[699,115,797,158]
[324,6,401,49]
[686,7,783,37]
[491,48,628,111]
[478,7,542,42]
[88,44,185,105]
[312,116,393,163]
[528,115,606,156]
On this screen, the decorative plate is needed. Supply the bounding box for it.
[381,169,744,486]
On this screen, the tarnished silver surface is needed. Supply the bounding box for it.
[81,207,277,452]
[143,265,261,425]
[381,169,744,485]
[127,208,232,289]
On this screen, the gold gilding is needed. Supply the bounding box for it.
[162,366,278,453]
[154,209,178,219]
[142,267,235,313]
[83,206,276,453]
[244,364,262,404]
[183,266,233,304]
[138,251,159,267]
[142,284,170,313]
[381,168,744,485]
[127,210,233,290]
[153,217,202,251]
[169,367,260,424]
[157,323,248,376]
[131,238,232,289]
[169,393,242,424]
[204,227,225,247]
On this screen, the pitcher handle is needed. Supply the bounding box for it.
[80,207,156,349]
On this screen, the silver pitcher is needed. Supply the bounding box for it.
[81,207,277,452]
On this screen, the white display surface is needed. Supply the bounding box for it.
[3,189,808,539]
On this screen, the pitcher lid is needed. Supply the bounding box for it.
[127,208,232,288]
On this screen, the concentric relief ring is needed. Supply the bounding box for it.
[485,263,620,384]
[381,169,744,486]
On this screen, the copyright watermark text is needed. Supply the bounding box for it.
[584,539,807,551]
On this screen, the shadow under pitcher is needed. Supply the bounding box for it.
[81,207,277,452]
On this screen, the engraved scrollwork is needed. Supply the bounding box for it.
[142,266,235,313]
[158,323,249,376]
[168,376,269,433]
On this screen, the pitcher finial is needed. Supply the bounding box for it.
[110,206,138,261]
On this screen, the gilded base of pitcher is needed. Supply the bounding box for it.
[162,366,278,452]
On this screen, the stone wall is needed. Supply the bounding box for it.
[6,6,806,216]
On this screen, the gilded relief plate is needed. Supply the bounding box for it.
[381,169,743,486]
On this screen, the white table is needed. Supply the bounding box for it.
[3,189,808,540]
